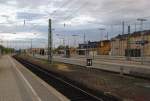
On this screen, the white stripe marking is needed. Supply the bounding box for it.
[8,56,42,101]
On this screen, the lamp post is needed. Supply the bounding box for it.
[137,18,147,64]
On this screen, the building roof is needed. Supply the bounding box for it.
[112,30,150,41]
[79,40,109,45]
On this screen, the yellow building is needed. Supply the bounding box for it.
[111,30,150,57]
[97,40,111,55]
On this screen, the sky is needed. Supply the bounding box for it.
[0,0,150,49]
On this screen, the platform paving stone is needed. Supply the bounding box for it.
[0,55,69,101]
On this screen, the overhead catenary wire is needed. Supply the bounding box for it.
[11,0,150,39]
[27,0,81,32]
[62,1,89,22]
[28,0,87,33]
[26,0,150,31]
[45,0,79,18]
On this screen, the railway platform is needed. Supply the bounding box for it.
[34,54,150,79]
[0,55,69,101]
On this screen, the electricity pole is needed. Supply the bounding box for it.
[106,32,109,40]
[135,23,137,32]
[127,25,131,60]
[137,18,147,64]
[84,33,86,44]
[122,21,125,35]
[98,28,105,55]
[121,21,125,56]
[48,19,52,63]
[99,28,105,41]
[30,39,32,51]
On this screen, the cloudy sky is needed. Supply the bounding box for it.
[0,0,150,49]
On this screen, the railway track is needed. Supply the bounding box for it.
[14,56,120,101]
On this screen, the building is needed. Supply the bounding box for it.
[111,34,128,56]
[78,41,99,55]
[111,30,150,57]
[97,40,111,55]
[78,40,111,56]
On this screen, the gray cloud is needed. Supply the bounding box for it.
[0,0,150,48]
[17,12,46,20]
